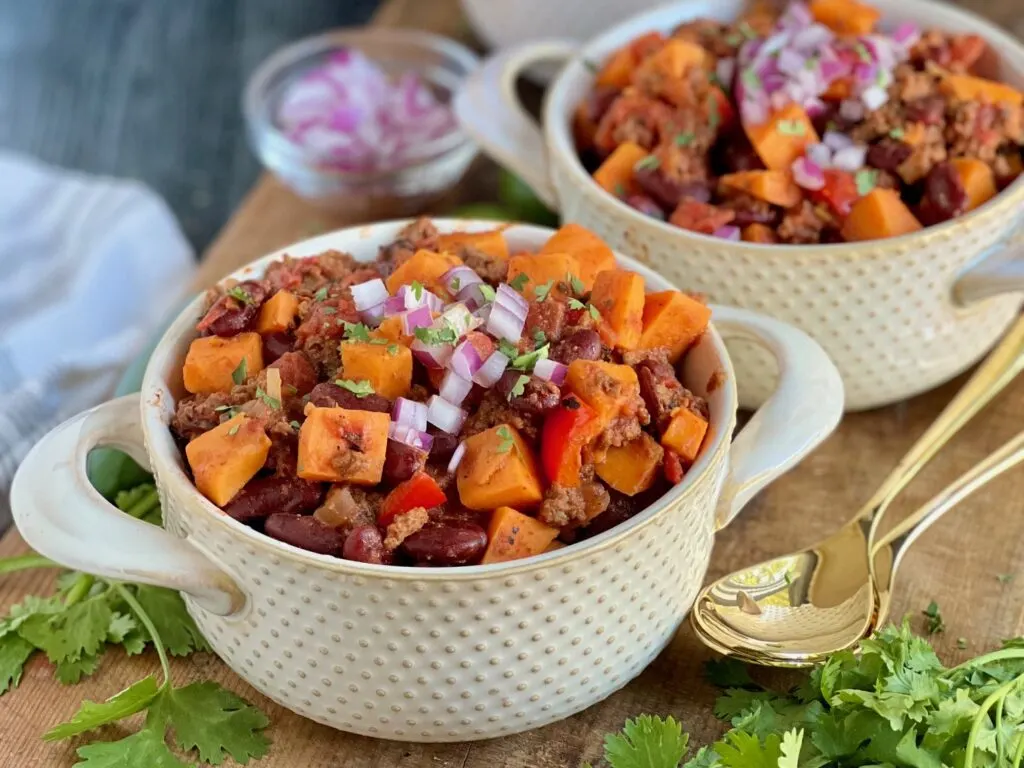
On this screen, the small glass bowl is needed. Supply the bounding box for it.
[244,28,479,218]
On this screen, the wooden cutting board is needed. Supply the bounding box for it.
[2,0,1023,765]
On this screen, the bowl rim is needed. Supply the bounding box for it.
[243,27,480,179]
[541,0,1024,254]
[141,218,738,580]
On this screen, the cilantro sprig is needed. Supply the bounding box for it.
[335,378,375,398]
[0,484,270,765]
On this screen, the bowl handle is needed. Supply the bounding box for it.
[454,40,578,210]
[10,394,245,616]
[952,230,1024,305]
[710,305,845,530]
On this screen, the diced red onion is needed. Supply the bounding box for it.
[412,339,453,369]
[892,22,920,49]
[448,339,483,380]
[760,31,791,57]
[442,266,483,297]
[777,48,807,77]
[819,56,848,82]
[860,84,888,110]
[398,284,443,312]
[823,131,854,152]
[839,99,865,121]
[438,302,479,338]
[486,303,525,343]
[534,358,567,386]
[495,283,529,319]
[446,441,467,474]
[831,144,868,172]
[388,426,433,452]
[792,156,826,190]
[439,370,473,405]
[472,303,492,325]
[712,225,741,241]
[472,350,509,388]
[806,142,833,169]
[401,305,434,336]
[349,278,389,311]
[792,23,833,51]
[804,97,827,117]
[715,57,735,87]
[392,397,428,431]
[426,395,467,434]
[360,294,405,326]
[777,0,812,29]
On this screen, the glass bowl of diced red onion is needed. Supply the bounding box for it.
[244,28,479,216]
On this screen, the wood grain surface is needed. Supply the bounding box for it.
[2,0,1023,766]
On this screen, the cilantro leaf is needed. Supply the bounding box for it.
[511,344,549,372]
[508,273,529,292]
[46,676,161,740]
[343,322,372,342]
[410,280,425,301]
[498,340,520,360]
[567,273,586,296]
[313,286,329,302]
[507,374,530,402]
[56,653,102,684]
[707,94,720,133]
[855,169,879,196]
[334,378,376,398]
[414,325,458,346]
[588,303,602,321]
[75,728,192,768]
[133,586,209,657]
[705,658,756,689]
[225,286,253,305]
[254,386,281,411]
[923,600,945,635]
[387,343,399,356]
[568,298,586,311]
[479,283,496,302]
[777,729,803,768]
[534,280,555,302]
[231,358,247,385]
[776,119,806,136]
[17,597,113,665]
[683,746,721,768]
[997,573,1015,584]
[635,154,661,171]
[495,425,515,453]
[604,715,689,768]
[147,682,271,765]
[889,127,905,140]
[675,131,696,147]
[533,329,547,346]
[713,729,782,768]
[0,634,34,694]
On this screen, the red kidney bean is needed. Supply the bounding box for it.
[224,476,323,523]
[401,522,488,566]
[713,130,765,173]
[264,513,343,555]
[383,439,428,484]
[905,95,946,126]
[428,429,459,463]
[624,193,666,220]
[268,351,318,396]
[524,300,567,343]
[918,161,968,226]
[634,168,710,209]
[342,525,390,564]
[196,280,268,337]
[308,382,391,412]
[262,332,294,363]
[866,139,913,172]
[551,329,602,365]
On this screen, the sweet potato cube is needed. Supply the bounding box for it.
[719,170,802,208]
[456,424,544,510]
[544,540,567,553]
[565,360,641,426]
[340,341,412,400]
[742,223,777,243]
[297,406,390,485]
[595,46,635,89]
[595,432,664,496]
[437,230,509,262]
[506,252,581,300]
[950,158,997,211]
[631,38,710,85]
[186,415,271,506]
[661,407,709,463]
[941,72,1023,106]
[182,332,263,394]
[539,223,617,291]
[589,270,645,350]
[841,188,923,242]
[385,249,462,296]
[638,290,712,363]
[256,290,299,334]
[809,0,880,34]
[481,507,560,564]
[594,141,647,195]
[373,315,413,347]
[744,103,819,171]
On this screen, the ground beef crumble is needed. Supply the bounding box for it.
[383,506,430,551]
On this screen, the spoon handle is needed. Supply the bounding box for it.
[864,314,1024,539]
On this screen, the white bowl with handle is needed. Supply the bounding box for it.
[454,0,1024,411]
[11,219,842,742]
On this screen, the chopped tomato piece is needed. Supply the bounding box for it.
[541,398,602,487]
[378,471,447,527]
[812,170,860,217]
[663,449,685,485]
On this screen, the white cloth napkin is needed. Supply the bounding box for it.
[0,152,195,529]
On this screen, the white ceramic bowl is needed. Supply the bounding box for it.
[11,220,843,742]
[454,0,1024,411]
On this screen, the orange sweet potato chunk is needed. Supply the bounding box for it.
[810,0,880,34]
[480,507,560,564]
[506,252,581,300]
[437,230,509,262]
[840,188,923,242]
[456,424,544,511]
[182,332,263,394]
[594,141,647,195]
[539,224,617,291]
[385,249,462,296]
[297,406,390,485]
[638,290,712,363]
[742,223,777,243]
[256,290,299,334]
[661,407,709,463]
[340,342,413,400]
[630,38,710,86]
[719,170,802,208]
[589,269,645,350]
[595,433,664,496]
[186,415,271,506]
[941,72,1023,106]
[744,103,819,171]
[950,158,997,211]
[565,360,641,426]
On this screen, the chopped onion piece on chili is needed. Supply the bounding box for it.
[426,395,467,434]
[486,304,525,343]
[446,441,467,473]
[533,358,567,386]
[442,265,483,297]
[388,424,433,452]
[712,225,741,241]
[360,295,404,326]
[401,305,434,336]
[350,278,389,311]
[831,144,868,172]
[439,370,473,405]
[398,284,443,312]
[448,339,483,380]
[792,156,826,190]
[392,397,428,432]
[472,350,509,388]
[495,283,529,320]
[411,338,453,369]
[438,302,479,338]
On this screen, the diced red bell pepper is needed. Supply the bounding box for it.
[663,448,684,485]
[707,87,735,133]
[378,471,447,527]
[541,397,602,487]
[812,170,860,217]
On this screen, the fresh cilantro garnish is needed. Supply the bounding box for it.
[741,69,760,90]
[320,306,337,315]
[533,329,547,346]
[495,425,515,452]
[343,322,373,342]
[508,273,529,292]
[855,168,879,196]
[613,182,627,198]
[854,41,871,62]
[414,325,458,346]
[588,303,602,321]
[567,273,585,296]
[289,420,301,430]
[213,404,240,419]
[635,154,660,171]
[230,358,247,385]
[369,337,388,345]
[507,375,530,402]
[479,283,497,301]
[707,99,720,133]
[450,276,461,291]
[410,280,424,301]
[227,423,240,436]
[313,286,329,302]
[704,658,755,689]
[738,20,756,39]
[568,298,586,311]
[511,344,549,372]
[334,378,375,398]
[225,286,253,305]
[254,386,280,410]
[498,340,520,359]
[602,715,689,768]
[997,572,1016,584]
[923,600,945,635]
[534,280,556,302]
[776,119,806,136]
[387,343,399,356]
[889,127,906,140]
[724,32,743,47]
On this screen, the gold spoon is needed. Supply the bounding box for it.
[690,315,1024,667]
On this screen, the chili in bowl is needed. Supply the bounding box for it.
[12,219,842,741]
